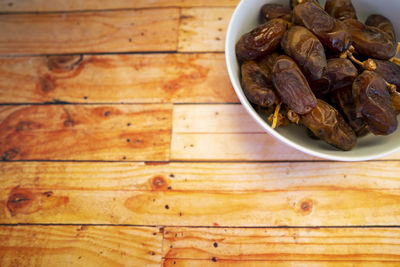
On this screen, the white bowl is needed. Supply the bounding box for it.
[225,0,400,161]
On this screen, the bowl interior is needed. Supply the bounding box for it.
[226,0,400,161]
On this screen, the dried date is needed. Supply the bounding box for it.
[343,19,396,60]
[261,4,292,22]
[366,14,396,41]
[333,86,368,136]
[281,26,327,81]
[236,19,289,61]
[301,99,357,151]
[271,55,317,114]
[293,0,351,53]
[374,59,400,88]
[241,61,278,107]
[310,58,357,95]
[325,0,357,21]
[352,71,397,135]
[257,52,281,78]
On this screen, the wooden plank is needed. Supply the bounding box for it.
[178,8,233,52]
[0,0,239,12]
[1,161,400,226]
[0,104,171,161]
[0,225,162,266]
[163,259,400,266]
[171,133,400,161]
[173,105,262,133]
[171,104,400,161]
[171,133,319,161]
[163,227,400,262]
[0,9,179,55]
[0,54,237,103]
[171,104,312,161]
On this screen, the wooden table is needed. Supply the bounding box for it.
[1,1,400,266]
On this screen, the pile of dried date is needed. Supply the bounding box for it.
[236,0,400,151]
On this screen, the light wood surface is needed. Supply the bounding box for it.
[0,9,179,55]
[0,105,172,161]
[163,260,400,266]
[178,8,233,52]
[163,227,400,260]
[0,0,239,12]
[1,1,400,266]
[0,54,237,103]
[1,161,400,226]
[0,226,162,266]
[172,104,400,161]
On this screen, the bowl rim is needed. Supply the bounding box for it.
[224,0,400,161]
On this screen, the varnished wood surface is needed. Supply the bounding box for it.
[0,0,239,12]
[0,226,162,266]
[0,54,237,103]
[163,227,400,261]
[163,260,400,266]
[178,8,232,52]
[1,161,400,226]
[0,9,179,55]
[0,105,172,161]
[172,105,400,161]
[0,1,400,266]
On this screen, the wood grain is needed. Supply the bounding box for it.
[0,104,172,161]
[0,54,237,103]
[171,104,400,161]
[178,8,233,52]
[163,259,400,266]
[0,0,239,12]
[173,104,262,133]
[1,161,400,226]
[163,227,400,262]
[0,9,179,55]
[172,104,313,160]
[0,226,161,267]
[171,133,319,161]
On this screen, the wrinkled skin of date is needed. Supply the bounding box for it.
[366,14,396,41]
[375,60,400,112]
[257,52,280,79]
[325,0,357,21]
[261,4,292,22]
[333,86,368,136]
[236,19,289,61]
[293,1,351,53]
[343,19,396,60]
[352,71,398,135]
[310,58,357,95]
[301,99,357,151]
[241,61,278,107]
[272,55,317,114]
[374,60,400,88]
[281,26,327,81]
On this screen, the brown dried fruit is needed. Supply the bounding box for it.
[241,61,278,107]
[281,26,327,81]
[236,19,289,61]
[272,55,317,114]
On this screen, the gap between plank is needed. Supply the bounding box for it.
[0,102,240,106]
[1,159,400,163]
[0,223,400,229]
[0,102,180,106]
[0,50,179,58]
[0,51,224,58]
[162,259,400,262]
